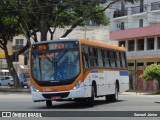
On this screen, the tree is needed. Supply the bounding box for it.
[0,1,30,87]
[141,64,160,93]
[0,0,138,87]
[7,0,138,42]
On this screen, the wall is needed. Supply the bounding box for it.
[33,26,117,45]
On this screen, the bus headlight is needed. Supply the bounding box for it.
[72,81,82,90]
[31,85,39,92]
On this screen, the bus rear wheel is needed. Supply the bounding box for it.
[105,84,118,102]
[46,100,52,108]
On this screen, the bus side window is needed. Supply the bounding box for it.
[97,49,103,67]
[109,51,115,68]
[82,47,89,68]
[105,50,111,68]
[116,52,121,68]
[114,51,118,68]
[88,47,94,67]
[93,48,98,67]
[123,52,127,68]
[119,52,123,68]
[100,49,105,67]
[121,52,127,69]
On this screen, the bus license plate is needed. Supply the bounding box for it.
[52,96,61,100]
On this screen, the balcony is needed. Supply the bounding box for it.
[110,24,160,40]
[127,50,160,60]
[151,1,160,11]
[113,8,127,18]
[131,5,147,15]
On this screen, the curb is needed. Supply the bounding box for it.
[0,88,30,92]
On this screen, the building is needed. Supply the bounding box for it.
[109,0,160,91]
[0,35,29,80]
[0,42,13,77]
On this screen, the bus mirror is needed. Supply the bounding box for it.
[24,56,28,65]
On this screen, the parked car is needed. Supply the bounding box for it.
[0,76,14,86]
[22,78,30,88]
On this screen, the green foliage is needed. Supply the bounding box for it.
[141,64,160,81]
[0,1,21,42]
[129,70,137,75]
[1,0,138,41]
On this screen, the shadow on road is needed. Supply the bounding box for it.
[34,99,125,109]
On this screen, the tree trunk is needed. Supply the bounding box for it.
[40,15,48,41]
[4,50,20,87]
[158,80,160,94]
[41,28,48,41]
[61,20,82,38]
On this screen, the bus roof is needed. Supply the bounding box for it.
[32,38,126,52]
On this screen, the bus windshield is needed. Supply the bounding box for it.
[32,49,80,82]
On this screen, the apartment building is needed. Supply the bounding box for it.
[109,0,160,91]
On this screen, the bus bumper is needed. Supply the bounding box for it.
[30,85,89,102]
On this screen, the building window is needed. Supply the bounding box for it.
[147,62,154,66]
[15,39,24,46]
[121,22,125,30]
[137,62,144,66]
[157,37,160,49]
[151,1,160,11]
[128,63,134,66]
[137,39,144,51]
[139,19,143,27]
[128,40,135,51]
[140,0,144,12]
[147,38,154,50]
[121,2,125,11]
[119,41,125,47]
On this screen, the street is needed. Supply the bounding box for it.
[0,91,160,120]
[0,91,160,111]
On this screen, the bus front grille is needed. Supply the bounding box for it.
[42,92,70,99]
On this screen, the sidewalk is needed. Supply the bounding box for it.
[0,86,30,92]
[122,91,160,103]
[122,91,155,95]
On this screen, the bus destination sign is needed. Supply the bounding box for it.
[35,41,78,51]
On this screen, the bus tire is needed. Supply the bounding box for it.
[46,100,52,108]
[87,86,95,107]
[105,84,118,102]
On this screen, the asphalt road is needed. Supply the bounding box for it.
[0,92,160,111]
[0,92,160,120]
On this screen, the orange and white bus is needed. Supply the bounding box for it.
[30,39,129,107]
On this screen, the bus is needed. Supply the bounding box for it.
[30,39,129,107]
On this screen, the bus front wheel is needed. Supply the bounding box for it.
[87,86,95,107]
[46,100,52,108]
